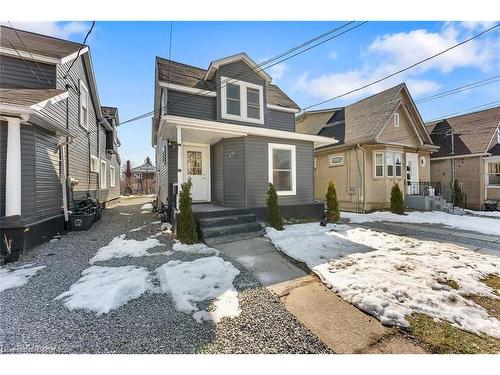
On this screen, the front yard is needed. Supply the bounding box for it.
[0,198,329,354]
[266,212,500,353]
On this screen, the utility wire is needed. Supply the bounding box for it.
[63,21,95,79]
[415,75,500,104]
[303,23,500,111]
[428,99,500,122]
[118,21,367,126]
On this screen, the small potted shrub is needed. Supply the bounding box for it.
[267,183,284,230]
[3,234,20,263]
[390,183,405,215]
[325,181,340,223]
[177,178,198,244]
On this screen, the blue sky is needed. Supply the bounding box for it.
[8,21,500,167]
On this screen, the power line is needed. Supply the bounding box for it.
[63,21,95,79]
[415,75,500,104]
[427,99,500,122]
[303,22,500,111]
[118,21,367,126]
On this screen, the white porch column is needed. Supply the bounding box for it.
[5,117,22,217]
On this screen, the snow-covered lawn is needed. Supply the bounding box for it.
[0,264,45,292]
[343,211,500,236]
[266,223,500,338]
[89,234,167,264]
[156,256,240,323]
[465,209,500,218]
[55,265,151,315]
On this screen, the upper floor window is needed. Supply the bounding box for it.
[394,112,400,128]
[221,77,264,124]
[79,80,89,130]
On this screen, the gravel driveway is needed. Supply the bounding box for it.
[0,198,330,354]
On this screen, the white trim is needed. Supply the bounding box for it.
[328,153,344,167]
[158,81,216,97]
[162,115,338,148]
[110,165,116,188]
[90,155,99,173]
[431,152,489,161]
[268,143,296,196]
[205,53,272,83]
[30,91,69,111]
[100,159,107,189]
[0,46,88,65]
[59,47,89,64]
[79,80,89,130]
[394,112,400,128]
[220,76,264,125]
[267,104,300,113]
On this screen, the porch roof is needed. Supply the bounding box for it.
[160,115,338,148]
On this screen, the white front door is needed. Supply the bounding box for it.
[405,152,419,194]
[183,145,210,202]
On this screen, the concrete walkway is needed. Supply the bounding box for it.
[214,237,427,354]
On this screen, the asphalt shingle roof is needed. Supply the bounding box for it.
[426,106,500,157]
[156,57,299,109]
[1,26,83,60]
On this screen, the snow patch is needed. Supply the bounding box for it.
[465,209,500,219]
[173,241,219,255]
[343,211,500,236]
[140,203,153,213]
[119,212,132,216]
[89,234,164,264]
[55,265,151,315]
[0,264,46,292]
[266,223,500,338]
[156,256,240,323]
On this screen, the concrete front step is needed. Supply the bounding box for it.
[201,221,263,239]
[204,229,265,246]
[198,213,257,228]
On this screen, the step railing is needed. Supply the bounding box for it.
[406,181,467,212]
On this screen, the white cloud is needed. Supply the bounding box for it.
[266,62,288,81]
[293,22,499,103]
[2,21,90,39]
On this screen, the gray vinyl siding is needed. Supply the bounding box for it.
[244,136,314,207]
[166,89,216,121]
[222,137,246,208]
[0,121,7,217]
[20,125,35,218]
[34,126,62,218]
[168,144,178,185]
[0,55,56,89]
[157,139,169,204]
[267,109,295,132]
[212,141,224,204]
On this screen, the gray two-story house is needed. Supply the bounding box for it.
[0,26,121,253]
[152,53,336,242]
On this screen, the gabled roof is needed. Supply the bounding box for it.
[155,56,299,109]
[426,106,500,158]
[298,84,419,146]
[0,25,85,63]
[204,52,272,83]
[131,158,155,173]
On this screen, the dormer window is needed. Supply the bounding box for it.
[221,77,264,124]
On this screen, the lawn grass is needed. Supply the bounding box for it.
[481,274,500,296]
[408,314,500,354]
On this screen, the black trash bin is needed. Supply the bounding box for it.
[69,212,95,231]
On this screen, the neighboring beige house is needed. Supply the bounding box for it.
[296,83,438,212]
[426,106,500,210]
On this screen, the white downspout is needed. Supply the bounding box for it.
[176,125,182,209]
[58,135,73,223]
[356,144,366,213]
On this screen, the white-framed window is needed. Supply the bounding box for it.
[328,153,344,167]
[487,162,500,186]
[100,160,107,189]
[394,112,400,128]
[314,157,317,169]
[385,151,403,178]
[90,155,99,173]
[268,143,296,196]
[110,165,116,188]
[374,151,384,177]
[221,77,264,124]
[79,80,89,130]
